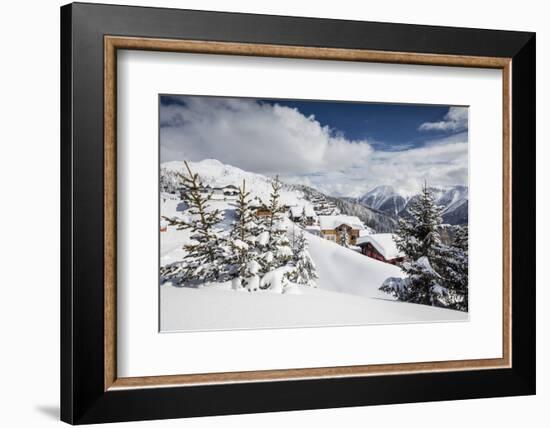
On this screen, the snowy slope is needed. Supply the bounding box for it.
[161,284,467,331]
[162,159,312,208]
[303,228,403,299]
[161,215,467,332]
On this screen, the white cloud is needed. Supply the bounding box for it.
[418,106,469,132]
[282,133,468,196]
[161,97,373,175]
[161,97,468,197]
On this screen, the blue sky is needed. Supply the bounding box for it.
[160,95,468,196]
[260,99,459,151]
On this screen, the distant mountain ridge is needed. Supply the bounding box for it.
[356,184,468,225]
[161,160,467,231]
[357,185,408,216]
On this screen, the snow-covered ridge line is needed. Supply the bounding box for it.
[161,159,307,207]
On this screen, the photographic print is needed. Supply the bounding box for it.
[159,95,469,332]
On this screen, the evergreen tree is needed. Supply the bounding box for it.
[339,227,350,248]
[160,169,180,194]
[299,206,309,228]
[229,179,259,287]
[381,258,446,305]
[394,184,443,260]
[381,183,448,306]
[452,225,468,252]
[435,225,469,310]
[162,161,227,284]
[259,176,292,276]
[289,231,318,286]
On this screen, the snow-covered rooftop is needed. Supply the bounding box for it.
[356,233,403,260]
[305,225,321,231]
[319,215,365,231]
[290,205,316,218]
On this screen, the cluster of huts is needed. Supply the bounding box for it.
[194,184,239,199]
[288,206,404,265]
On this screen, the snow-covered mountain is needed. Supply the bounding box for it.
[399,185,468,225]
[357,185,407,216]
[161,159,309,207]
[434,185,468,214]
[163,158,268,194]
[357,184,468,225]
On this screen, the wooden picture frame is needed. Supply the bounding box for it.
[61,2,535,424]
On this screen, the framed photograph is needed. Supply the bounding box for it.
[61,2,535,424]
[158,94,471,333]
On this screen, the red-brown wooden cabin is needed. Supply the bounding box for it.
[356,233,404,265]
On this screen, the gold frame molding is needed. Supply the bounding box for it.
[104,36,512,391]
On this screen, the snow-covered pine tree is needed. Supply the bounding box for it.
[453,225,468,310]
[452,225,468,252]
[394,184,443,260]
[289,231,318,286]
[232,179,259,245]
[379,257,449,306]
[259,176,292,279]
[162,161,228,284]
[380,183,448,306]
[434,225,469,310]
[229,179,260,288]
[299,206,308,228]
[339,227,350,248]
[160,169,182,194]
